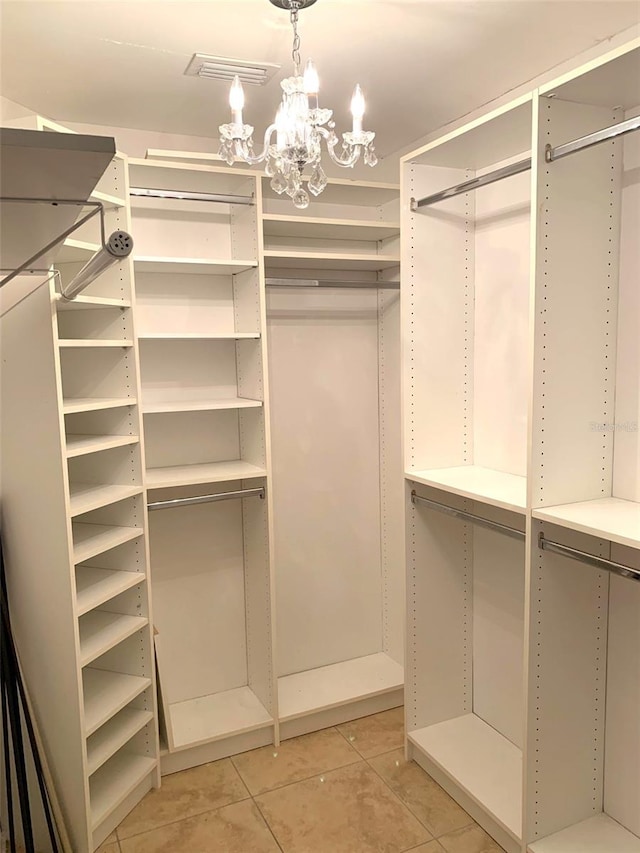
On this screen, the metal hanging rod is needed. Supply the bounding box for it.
[411,491,525,541]
[411,158,532,210]
[538,533,640,583]
[130,187,255,206]
[545,114,640,163]
[148,486,264,512]
[265,277,400,290]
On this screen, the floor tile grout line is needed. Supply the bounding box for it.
[251,792,285,852]
[247,755,367,800]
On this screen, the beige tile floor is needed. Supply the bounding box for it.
[99,707,506,853]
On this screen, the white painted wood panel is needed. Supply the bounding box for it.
[407,466,526,512]
[529,814,640,853]
[169,687,272,750]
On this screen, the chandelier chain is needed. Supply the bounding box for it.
[290,6,301,75]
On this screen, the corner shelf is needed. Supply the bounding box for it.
[76,567,145,616]
[66,434,139,459]
[83,668,152,737]
[133,257,257,275]
[146,460,267,489]
[264,249,400,272]
[262,214,400,242]
[72,524,144,564]
[79,612,149,667]
[142,397,262,415]
[533,498,640,549]
[87,707,154,776]
[407,466,527,513]
[529,814,640,853]
[89,751,156,830]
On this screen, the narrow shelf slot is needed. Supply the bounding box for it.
[83,669,151,736]
[63,398,136,415]
[146,460,267,489]
[72,523,144,564]
[58,340,134,348]
[133,257,257,275]
[79,612,149,667]
[76,567,144,616]
[69,484,143,517]
[66,434,139,459]
[264,249,400,272]
[278,652,403,721]
[87,707,154,776]
[168,686,272,751]
[529,813,640,853]
[409,714,522,842]
[407,466,527,513]
[533,498,640,549]
[90,751,156,830]
[142,397,262,415]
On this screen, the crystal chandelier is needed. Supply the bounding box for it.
[218,0,377,208]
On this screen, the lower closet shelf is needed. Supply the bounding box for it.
[83,669,152,737]
[167,686,272,751]
[278,652,403,721]
[79,612,149,666]
[90,751,156,830]
[528,814,640,853]
[408,714,522,842]
[146,460,267,489]
[87,707,154,775]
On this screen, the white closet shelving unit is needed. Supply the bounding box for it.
[262,173,404,737]
[402,38,640,853]
[1,128,159,853]
[127,158,278,767]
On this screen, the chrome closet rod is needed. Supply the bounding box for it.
[545,114,640,162]
[410,491,525,541]
[411,158,532,210]
[265,277,400,290]
[129,187,254,206]
[148,487,264,511]
[538,534,640,582]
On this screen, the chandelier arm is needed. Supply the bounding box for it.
[320,129,362,168]
[235,124,278,165]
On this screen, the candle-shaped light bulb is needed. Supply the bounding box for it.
[303,59,319,95]
[229,75,245,126]
[351,84,365,133]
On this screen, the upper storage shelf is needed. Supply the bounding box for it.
[0,128,115,275]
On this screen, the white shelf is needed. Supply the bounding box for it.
[529,814,640,853]
[278,652,403,722]
[57,238,101,264]
[169,686,272,750]
[138,332,260,340]
[76,567,145,616]
[63,397,135,415]
[133,256,257,275]
[142,397,262,415]
[262,175,399,206]
[407,465,527,513]
[264,249,400,272]
[87,707,154,776]
[56,295,131,312]
[533,498,640,549]
[66,434,138,459]
[262,214,400,242]
[83,668,151,736]
[409,714,522,842]
[79,612,149,667]
[72,523,144,564]
[90,751,156,830]
[69,484,142,517]
[58,339,133,348]
[91,189,126,208]
[146,460,267,489]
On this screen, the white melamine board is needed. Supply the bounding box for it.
[261,176,399,206]
[57,239,101,263]
[613,124,640,502]
[533,498,640,549]
[146,461,267,489]
[69,484,142,517]
[130,197,235,259]
[230,186,260,260]
[525,522,609,842]
[56,305,132,342]
[72,524,143,564]
[79,612,148,666]
[82,668,151,736]
[139,332,259,340]
[407,466,527,513]
[407,489,471,731]
[0,280,89,847]
[473,158,530,477]
[604,571,640,837]
[63,397,135,414]
[267,287,383,674]
[403,163,473,472]
[76,566,144,616]
[531,99,622,508]
[128,159,253,195]
[142,397,261,414]
[66,434,139,458]
[133,257,256,275]
[87,708,153,775]
[149,497,248,705]
[142,409,240,469]
[59,347,135,400]
[409,714,522,840]
[233,268,263,336]
[58,339,133,348]
[89,752,156,829]
[263,249,400,271]
[472,527,525,749]
[529,814,640,853]
[278,653,403,721]
[56,296,132,312]
[541,43,640,110]
[262,215,400,242]
[169,687,272,750]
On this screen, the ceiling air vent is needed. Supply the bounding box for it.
[184,54,280,85]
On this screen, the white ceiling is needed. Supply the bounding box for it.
[1,0,638,156]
